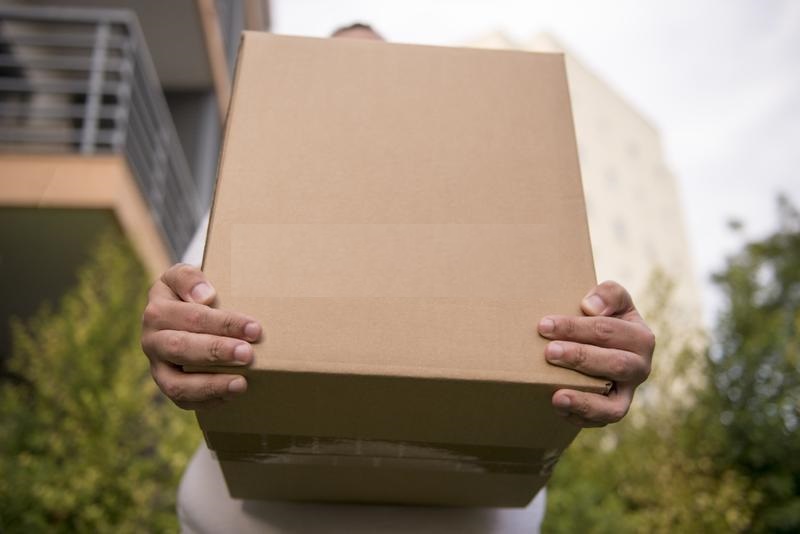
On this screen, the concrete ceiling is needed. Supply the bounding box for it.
[3,0,214,89]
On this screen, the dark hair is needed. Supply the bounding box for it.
[330,22,383,39]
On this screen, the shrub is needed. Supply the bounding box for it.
[0,233,199,533]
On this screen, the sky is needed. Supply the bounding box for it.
[271,0,800,324]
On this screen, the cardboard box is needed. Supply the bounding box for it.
[193,32,609,507]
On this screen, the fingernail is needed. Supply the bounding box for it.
[244,322,261,341]
[233,343,252,364]
[583,294,605,315]
[554,395,571,410]
[538,317,555,335]
[228,376,247,394]
[191,282,215,303]
[546,342,564,362]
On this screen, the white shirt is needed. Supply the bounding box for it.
[177,214,546,533]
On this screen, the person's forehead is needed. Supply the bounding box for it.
[332,26,384,41]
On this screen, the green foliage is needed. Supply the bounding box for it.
[3,197,798,532]
[707,195,800,533]
[544,196,800,533]
[0,233,200,533]
[544,274,757,533]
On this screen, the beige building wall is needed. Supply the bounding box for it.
[0,155,172,278]
[467,32,704,333]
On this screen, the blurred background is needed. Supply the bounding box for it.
[0,1,797,532]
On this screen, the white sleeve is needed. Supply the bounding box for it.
[179,444,547,534]
[181,212,210,267]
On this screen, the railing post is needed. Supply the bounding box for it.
[80,21,109,153]
[112,37,133,153]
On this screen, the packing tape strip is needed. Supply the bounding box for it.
[205,432,563,476]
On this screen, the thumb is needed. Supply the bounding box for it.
[581,280,639,319]
[160,263,217,305]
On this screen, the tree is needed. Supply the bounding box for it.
[544,273,757,534]
[544,196,800,533]
[705,195,800,533]
[0,233,200,532]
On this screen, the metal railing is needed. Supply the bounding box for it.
[215,0,243,77]
[0,6,204,260]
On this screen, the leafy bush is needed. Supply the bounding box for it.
[706,196,800,533]
[544,275,757,533]
[544,197,800,533]
[3,197,798,532]
[0,233,200,533]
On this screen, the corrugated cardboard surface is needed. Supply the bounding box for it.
[195,32,608,506]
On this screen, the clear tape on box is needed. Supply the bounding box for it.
[206,432,562,476]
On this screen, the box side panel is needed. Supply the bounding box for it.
[219,460,545,507]
[198,372,580,450]
[190,295,611,391]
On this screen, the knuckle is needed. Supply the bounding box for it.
[597,280,635,315]
[573,344,589,369]
[149,362,161,383]
[175,264,201,287]
[593,318,615,342]
[175,263,196,278]
[147,284,160,302]
[610,403,629,423]
[639,358,652,382]
[610,353,632,381]
[164,380,187,402]
[163,263,198,293]
[560,317,576,337]
[142,302,160,326]
[201,379,223,400]
[222,314,239,336]
[576,395,592,417]
[185,308,207,331]
[140,334,153,357]
[165,332,186,358]
[208,338,227,363]
[162,263,181,283]
[642,328,656,354]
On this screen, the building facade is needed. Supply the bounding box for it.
[0,1,270,360]
[469,32,704,333]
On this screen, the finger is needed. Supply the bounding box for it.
[147,278,182,303]
[174,398,226,411]
[545,341,650,384]
[581,280,644,324]
[142,282,182,335]
[561,413,609,428]
[161,263,217,305]
[147,300,262,341]
[143,330,254,367]
[151,361,248,406]
[538,314,653,355]
[552,387,633,427]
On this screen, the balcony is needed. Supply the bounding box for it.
[0,5,205,265]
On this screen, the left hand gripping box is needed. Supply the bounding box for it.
[190,32,609,507]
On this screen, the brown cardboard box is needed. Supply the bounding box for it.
[193,32,609,507]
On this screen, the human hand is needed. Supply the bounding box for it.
[539,280,655,427]
[141,264,262,410]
